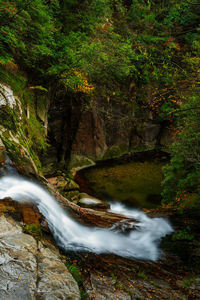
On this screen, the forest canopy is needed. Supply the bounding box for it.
[0,0,200,206]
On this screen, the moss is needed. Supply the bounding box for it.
[0,68,48,174]
[69,154,95,169]
[0,106,17,132]
[23,224,42,240]
[66,258,87,299]
[103,145,123,160]
[0,67,27,94]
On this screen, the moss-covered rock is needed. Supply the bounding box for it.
[0,77,48,177]
[103,145,124,160]
[69,154,95,170]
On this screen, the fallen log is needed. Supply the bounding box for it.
[45,181,137,229]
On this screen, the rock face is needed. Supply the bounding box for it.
[71,109,107,159]
[0,215,80,300]
[0,198,42,226]
[0,84,18,108]
[0,83,41,177]
[47,88,173,167]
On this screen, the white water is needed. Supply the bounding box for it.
[0,176,173,261]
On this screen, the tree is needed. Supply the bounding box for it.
[162,95,200,207]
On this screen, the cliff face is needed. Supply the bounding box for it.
[0,78,172,174]
[48,91,172,168]
[0,83,39,176]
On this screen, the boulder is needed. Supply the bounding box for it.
[0,215,80,300]
[78,193,110,209]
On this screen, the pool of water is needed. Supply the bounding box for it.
[76,156,167,209]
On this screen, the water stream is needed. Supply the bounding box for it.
[0,175,173,260]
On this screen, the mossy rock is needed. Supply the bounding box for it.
[69,154,95,169]
[63,190,79,202]
[23,224,42,240]
[63,180,79,191]
[103,145,123,160]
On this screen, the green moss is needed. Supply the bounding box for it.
[137,272,148,280]
[69,154,95,169]
[0,68,27,94]
[23,224,42,240]
[0,106,17,132]
[103,145,123,160]
[0,68,48,173]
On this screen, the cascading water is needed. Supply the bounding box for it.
[0,176,173,261]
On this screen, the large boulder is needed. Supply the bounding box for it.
[0,215,80,300]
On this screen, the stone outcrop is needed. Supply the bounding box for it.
[46,86,173,168]
[0,215,80,300]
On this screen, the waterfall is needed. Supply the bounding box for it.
[0,176,173,261]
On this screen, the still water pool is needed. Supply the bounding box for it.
[77,158,167,209]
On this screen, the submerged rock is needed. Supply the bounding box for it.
[0,215,80,300]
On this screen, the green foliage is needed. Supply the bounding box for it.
[103,145,122,159]
[137,271,147,280]
[183,277,196,288]
[65,259,83,284]
[23,224,42,240]
[0,0,199,100]
[131,267,136,273]
[0,0,199,172]
[172,227,194,241]
[0,68,48,171]
[162,95,200,206]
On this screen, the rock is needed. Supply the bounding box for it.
[37,243,80,299]
[85,272,131,300]
[78,193,110,209]
[47,176,79,192]
[0,125,39,176]
[0,198,50,232]
[0,137,6,167]
[0,215,80,300]
[69,154,95,170]
[71,109,107,160]
[0,198,41,225]
[0,84,17,108]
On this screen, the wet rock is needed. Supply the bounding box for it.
[0,197,50,232]
[71,109,107,160]
[0,215,80,300]
[78,193,110,209]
